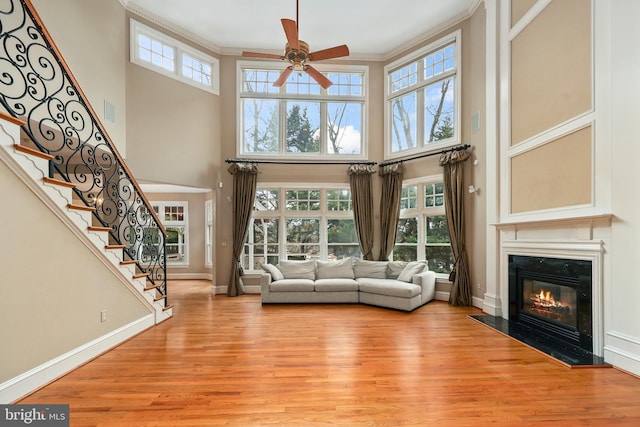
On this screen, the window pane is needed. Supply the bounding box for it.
[243,99,279,153]
[425,183,445,208]
[327,72,363,96]
[285,71,321,95]
[286,218,320,259]
[327,103,362,154]
[285,189,320,211]
[165,226,185,261]
[426,246,454,274]
[390,62,418,92]
[424,77,455,143]
[327,189,352,211]
[400,186,418,209]
[255,189,279,211]
[286,101,320,153]
[391,92,417,152]
[396,217,418,244]
[327,219,360,260]
[243,69,280,93]
[426,215,449,244]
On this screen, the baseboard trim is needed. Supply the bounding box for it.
[167,273,213,281]
[0,314,154,403]
[603,331,640,377]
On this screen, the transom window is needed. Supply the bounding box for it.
[243,186,360,270]
[393,178,453,275]
[130,19,219,94]
[385,31,460,160]
[238,62,368,159]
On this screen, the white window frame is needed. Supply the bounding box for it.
[384,30,461,161]
[130,19,219,95]
[204,199,213,268]
[237,61,368,160]
[153,201,189,267]
[244,184,357,271]
[393,176,452,279]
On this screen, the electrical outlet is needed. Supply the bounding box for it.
[477,283,481,290]
[100,310,107,322]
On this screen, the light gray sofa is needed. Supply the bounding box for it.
[260,258,436,312]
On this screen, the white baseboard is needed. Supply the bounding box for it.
[0,314,154,403]
[435,290,450,301]
[604,331,640,377]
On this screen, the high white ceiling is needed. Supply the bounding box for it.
[123,0,478,59]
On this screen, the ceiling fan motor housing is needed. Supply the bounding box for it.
[285,40,310,70]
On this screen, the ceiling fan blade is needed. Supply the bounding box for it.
[273,66,294,87]
[309,45,350,61]
[281,18,299,51]
[242,51,285,60]
[304,65,333,89]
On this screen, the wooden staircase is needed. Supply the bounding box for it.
[0,113,172,323]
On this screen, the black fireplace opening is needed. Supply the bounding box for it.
[509,255,593,353]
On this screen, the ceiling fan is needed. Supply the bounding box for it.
[241,0,350,89]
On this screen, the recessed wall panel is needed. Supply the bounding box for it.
[510,0,591,146]
[511,126,592,213]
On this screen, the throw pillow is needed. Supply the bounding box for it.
[397,261,426,282]
[277,259,316,280]
[261,263,284,281]
[316,257,355,279]
[353,259,388,279]
[387,261,408,279]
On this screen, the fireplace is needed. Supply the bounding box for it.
[509,255,593,353]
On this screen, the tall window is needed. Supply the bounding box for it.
[238,62,367,159]
[393,179,454,275]
[152,202,189,266]
[384,31,460,159]
[243,186,360,270]
[130,19,219,94]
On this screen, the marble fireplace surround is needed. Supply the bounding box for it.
[490,215,611,357]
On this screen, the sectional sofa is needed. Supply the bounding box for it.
[260,258,436,312]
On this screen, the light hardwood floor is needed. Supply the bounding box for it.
[19,280,640,426]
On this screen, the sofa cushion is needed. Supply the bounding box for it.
[269,279,315,292]
[261,263,284,281]
[357,278,422,298]
[397,261,427,282]
[314,278,359,292]
[277,260,316,280]
[386,261,408,279]
[353,259,388,279]
[316,258,354,279]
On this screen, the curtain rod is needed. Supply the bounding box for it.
[225,158,377,166]
[378,144,471,167]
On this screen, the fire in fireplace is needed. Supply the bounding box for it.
[509,255,592,353]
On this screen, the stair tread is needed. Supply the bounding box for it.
[88,226,111,232]
[133,273,149,279]
[105,244,126,249]
[154,295,167,302]
[14,144,54,161]
[120,260,137,265]
[67,203,95,212]
[162,304,174,312]
[43,177,75,188]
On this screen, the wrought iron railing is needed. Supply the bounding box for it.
[0,0,168,304]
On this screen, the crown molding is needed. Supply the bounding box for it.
[120,0,483,62]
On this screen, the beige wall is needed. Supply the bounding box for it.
[125,14,221,190]
[31,0,127,155]
[508,0,592,214]
[0,157,150,383]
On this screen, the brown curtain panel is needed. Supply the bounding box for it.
[348,164,376,260]
[439,149,472,306]
[227,162,258,297]
[378,163,405,260]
